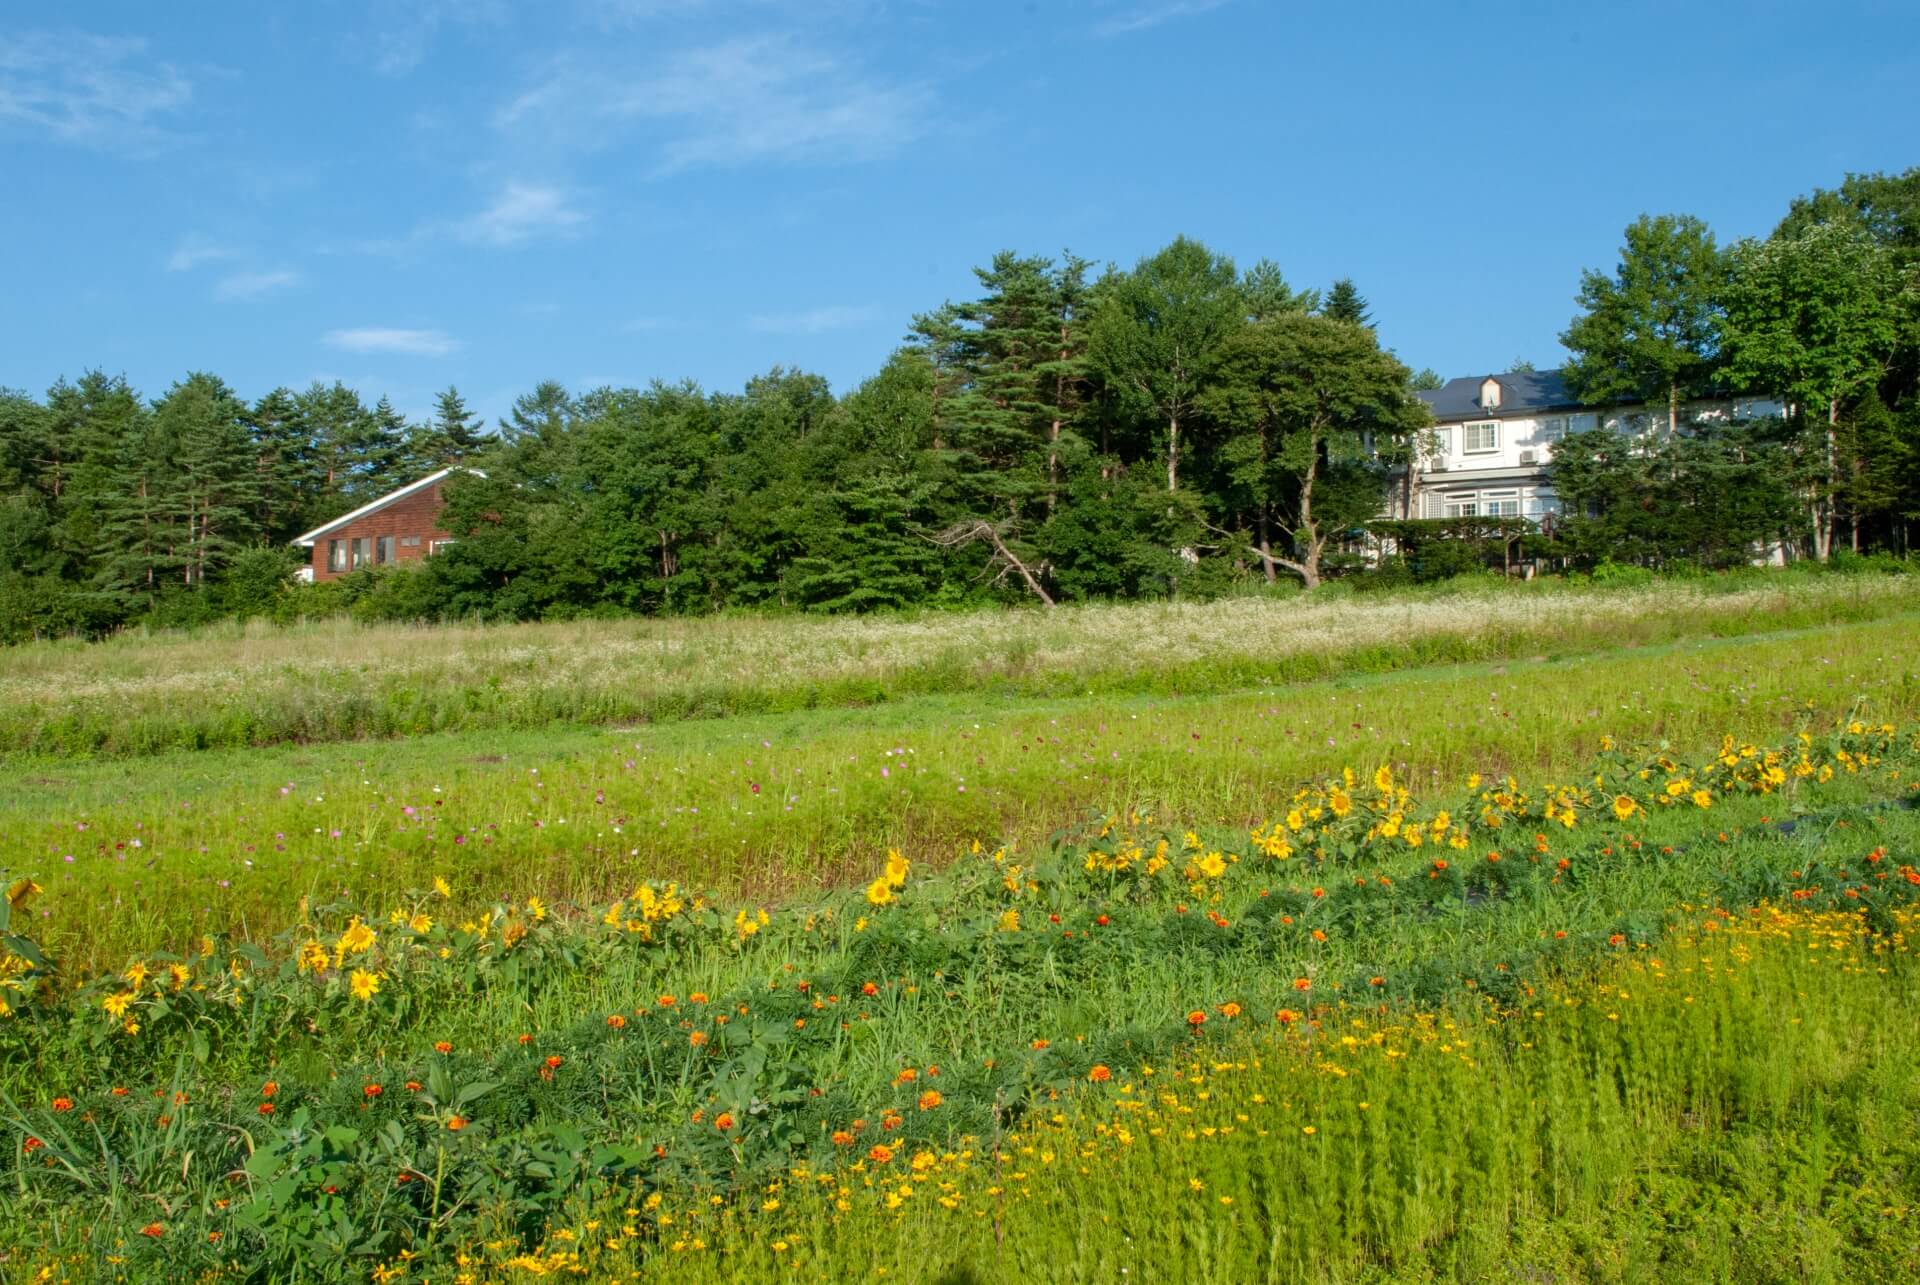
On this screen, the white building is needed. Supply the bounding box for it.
[1403,370,1782,522]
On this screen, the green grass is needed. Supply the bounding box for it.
[7,610,1916,974]
[4,581,1920,1280]
[3,570,1912,758]
[2,731,1916,1281]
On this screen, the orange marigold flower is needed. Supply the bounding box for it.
[861,981,879,997]
[111,1087,128,1097]
[689,1031,708,1047]
[1219,1002,1242,1019]
[434,1041,453,1054]
[545,1055,564,1069]
[447,1115,467,1131]
[657,995,676,1008]
[51,1097,73,1112]
[1275,1008,1300,1024]
[258,1103,275,1115]
[1030,1038,1050,1050]
[517,1033,533,1045]
[714,1112,735,1131]
[406,1081,422,1092]
[868,1144,894,1164]
[260,1081,277,1098]
[363,1084,382,1098]
[895,1068,917,1083]
[1608,933,1626,947]
[24,1136,43,1153]
[690,991,709,1004]
[1088,1064,1112,1083]
[1292,977,1312,992]
[1186,1010,1207,1027]
[1369,976,1385,987]
[607,1014,627,1029]
[831,1130,854,1146]
[140,1222,165,1238]
[917,1090,942,1111]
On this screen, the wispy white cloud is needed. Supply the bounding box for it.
[1093,0,1232,38]
[358,0,507,76]
[167,238,240,272]
[497,34,930,174]
[453,182,587,246]
[0,31,193,149]
[214,268,301,301]
[323,327,461,357]
[746,304,881,335]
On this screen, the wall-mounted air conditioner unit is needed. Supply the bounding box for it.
[1519,450,1537,465]
[1430,459,1448,471]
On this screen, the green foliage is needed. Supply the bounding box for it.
[1561,213,1727,416]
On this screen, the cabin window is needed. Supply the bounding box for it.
[429,539,455,555]
[375,535,396,565]
[1480,490,1521,517]
[401,535,421,548]
[351,537,372,569]
[1463,422,1500,453]
[1443,497,1478,518]
[327,539,346,572]
[1540,418,1565,442]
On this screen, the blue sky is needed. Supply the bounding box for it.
[4,0,1915,425]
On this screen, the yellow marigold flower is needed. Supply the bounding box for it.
[167,963,191,991]
[409,913,433,935]
[1195,852,1226,880]
[124,961,149,989]
[297,941,329,974]
[865,876,895,907]
[1328,788,1352,819]
[350,969,381,1002]
[433,877,451,898]
[1373,765,1393,794]
[1692,789,1713,809]
[997,909,1021,933]
[525,897,547,922]
[103,991,136,1018]
[884,849,910,887]
[1612,795,1637,821]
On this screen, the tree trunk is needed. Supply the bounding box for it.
[1817,399,1839,562]
[1166,413,1179,492]
[1257,508,1276,585]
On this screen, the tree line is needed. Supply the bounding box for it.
[1,168,1915,640]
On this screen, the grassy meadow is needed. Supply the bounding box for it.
[3,574,1920,1281]
[3,569,1913,757]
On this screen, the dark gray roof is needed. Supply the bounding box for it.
[1417,370,1580,421]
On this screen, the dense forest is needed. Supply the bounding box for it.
[2,169,1916,641]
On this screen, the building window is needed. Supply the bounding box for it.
[1444,497,1478,518]
[1480,490,1520,517]
[1463,422,1499,453]
[327,539,347,572]
[1526,492,1561,520]
[351,537,372,569]
[1540,418,1565,442]
[401,535,421,548]
[429,539,454,555]
[375,535,396,565]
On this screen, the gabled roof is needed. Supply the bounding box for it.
[1417,370,1581,421]
[291,467,481,547]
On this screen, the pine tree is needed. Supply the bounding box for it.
[427,385,489,463]
[1321,278,1371,327]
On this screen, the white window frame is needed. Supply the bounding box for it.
[351,537,372,569]
[327,539,347,573]
[1463,421,1500,454]
[429,539,455,555]
[1443,496,1479,518]
[1480,489,1521,517]
[1540,417,1566,442]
